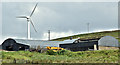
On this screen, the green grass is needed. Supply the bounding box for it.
[1,30,120,64]
[51,30,119,41]
[0,51,2,64]
[1,49,119,63]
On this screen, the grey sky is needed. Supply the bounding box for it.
[1,2,118,42]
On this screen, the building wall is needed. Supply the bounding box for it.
[17,43,30,50]
[98,36,119,47]
[60,41,98,51]
[99,46,119,50]
[0,45,2,49]
[14,39,61,48]
[2,38,19,51]
[2,38,30,51]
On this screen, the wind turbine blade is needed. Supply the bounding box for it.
[16,16,27,18]
[30,3,38,17]
[30,19,37,32]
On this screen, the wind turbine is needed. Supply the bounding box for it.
[17,3,38,39]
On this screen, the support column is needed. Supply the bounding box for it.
[27,21,30,39]
[94,44,97,50]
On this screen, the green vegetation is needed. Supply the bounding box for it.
[1,30,120,64]
[1,49,119,63]
[51,30,120,41]
[0,51,2,65]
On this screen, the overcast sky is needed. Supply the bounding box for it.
[1,2,118,43]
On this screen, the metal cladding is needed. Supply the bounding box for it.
[14,39,62,48]
[60,36,119,51]
[60,40,98,51]
[60,41,98,48]
[2,38,20,51]
[98,36,119,47]
[2,38,62,50]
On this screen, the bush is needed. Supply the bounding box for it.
[46,49,72,55]
[57,49,71,55]
[41,48,48,53]
[57,50,66,55]
[46,50,57,55]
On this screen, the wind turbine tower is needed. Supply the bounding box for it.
[17,3,38,39]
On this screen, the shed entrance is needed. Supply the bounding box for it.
[19,46,25,50]
[6,46,13,51]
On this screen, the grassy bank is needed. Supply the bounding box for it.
[1,50,119,63]
[51,30,119,41]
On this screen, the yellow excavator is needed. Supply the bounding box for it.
[46,46,64,52]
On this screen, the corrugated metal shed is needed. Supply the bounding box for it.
[98,36,119,47]
[1,38,63,51]
[14,39,62,48]
[60,41,98,51]
[60,41,98,48]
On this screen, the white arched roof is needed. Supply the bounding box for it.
[98,36,119,47]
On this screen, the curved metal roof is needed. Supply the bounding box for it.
[6,38,62,48]
[98,36,119,47]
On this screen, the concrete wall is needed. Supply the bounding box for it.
[99,46,119,50]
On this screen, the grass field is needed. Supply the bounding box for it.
[1,49,119,63]
[51,30,120,41]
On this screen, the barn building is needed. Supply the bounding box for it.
[98,36,119,50]
[1,36,119,51]
[60,36,119,51]
[60,38,99,51]
[1,38,62,51]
